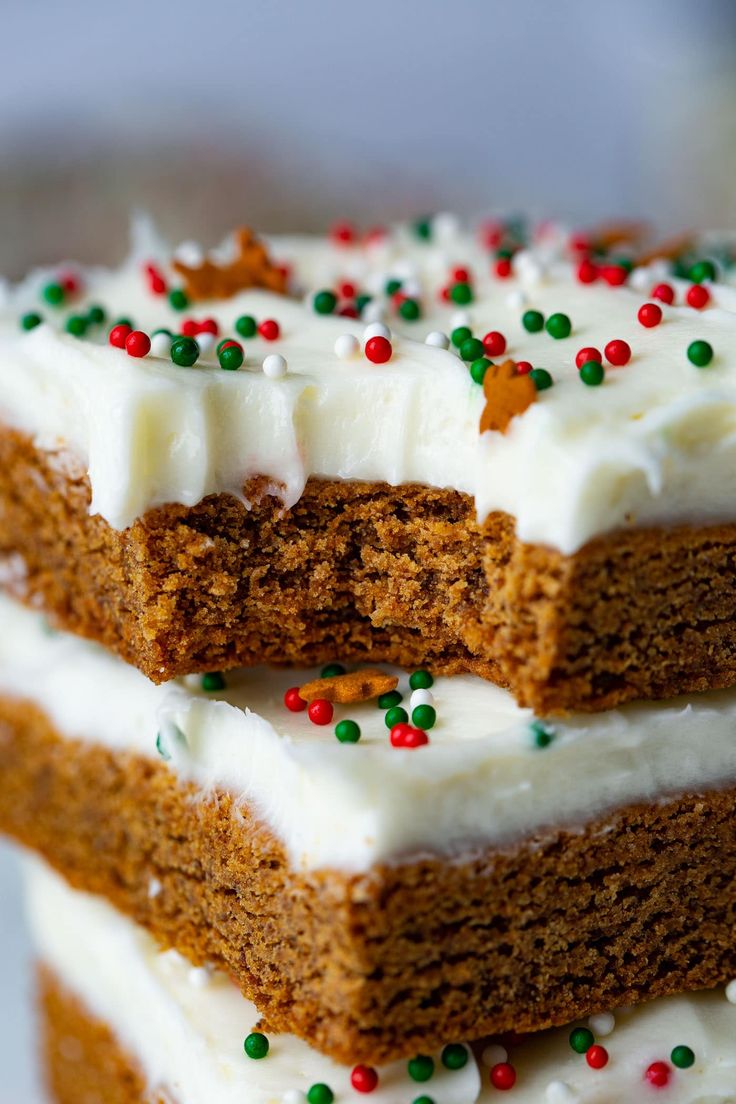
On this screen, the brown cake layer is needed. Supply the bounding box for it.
[5,696,736,1065]
[4,427,736,712]
[39,966,167,1104]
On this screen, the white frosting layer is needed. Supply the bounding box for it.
[25,859,480,1104]
[4,221,736,550]
[4,595,736,873]
[26,859,736,1104]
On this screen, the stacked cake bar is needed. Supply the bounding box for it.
[3,214,736,1100]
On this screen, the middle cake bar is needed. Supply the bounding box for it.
[2,593,736,1064]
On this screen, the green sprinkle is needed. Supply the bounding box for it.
[407,1055,435,1083]
[307,1084,334,1104]
[399,298,421,321]
[412,704,436,730]
[530,719,555,748]
[42,281,65,306]
[460,336,485,362]
[321,663,346,678]
[313,289,337,315]
[243,1031,269,1060]
[378,690,403,710]
[87,304,106,325]
[450,282,473,305]
[670,1045,695,1069]
[201,671,226,692]
[522,309,544,333]
[218,344,244,371]
[689,260,716,284]
[155,731,171,760]
[356,294,372,314]
[450,325,472,348]
[20,311,42,331]
[168,288,189,311]
[113,316,134,329]
[335,719,361,743]
[687,339,713,367]
[545,312,571,339]
[413,217,432,241]
[235,314,257,338]
[441,1044,468,1070]
[579,360,605,386]
[385,706,409,729]
[65,314,88,337]
[569,1027,594,1054]
[409,670,433,690]
[170,336,200,367]
[530,367,553,391]
[412,1098,435,1104]
[470,357,491,385]
[385,278,402,296]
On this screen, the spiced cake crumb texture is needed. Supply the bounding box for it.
[4,696,736,1065]
[4,426,736,713]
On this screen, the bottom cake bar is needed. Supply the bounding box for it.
[29,857,736,1103]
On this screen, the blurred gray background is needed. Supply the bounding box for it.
[1,1,736,1099]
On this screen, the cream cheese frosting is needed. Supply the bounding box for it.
[26,859,736,1104]
[3,219,736,551]
[4,595,736,873]
[25,859,480,1104]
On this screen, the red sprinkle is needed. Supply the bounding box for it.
[494,258,512,279]
[569,232,591,254]
[283,687,307,713]
[604,339,631,367]
[350,1065,379,1093]
[575,346,602,369]
[651,282,675,305]
[339,282,357,300]
[258,319,280,341]
[389,722,413,747]
[483,331,507,357]
[490,1062,517,1090]
[452,266,471,283]
[125,330,151,358]
[576,258,599,284]
[60,271,81,295]
[219,340,243,354]
[481,221,503,250]
[339,305,359,318]
[586,1045,609,1070]
[600,264,628,286]
[645,1061,671,1088]
[638,302,663,328]
[331,221,356,245]
[365,336,392,364]
[307,699,334,726]
[144,263,167,296]
[439,286,452,303]
[515,361,533,375]
[108,323,132,349]
[181,319,200,337]
[199,317,219,336]
[686,283,711,309]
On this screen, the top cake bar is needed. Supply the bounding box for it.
[2,219,736,713]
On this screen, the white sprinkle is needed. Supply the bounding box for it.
[588,1011,615,1036]
[196,332,215,355]
[628,266,651,292]
[363,322,391,343]
[401,278,422,299]
[361,298,388,324]
[150,332,172,359]
[545,1081,577,1103]
[188,965,212,989]
[281,1092,306,1104]
[263,354,288,379]
[334,334,360,360]
[410,688,435,710]
[481,1043,508,1067]
[432,211,461,241]
[726,978,736,1004]
[173,240,204,267]
[505,289,528,310]
[451,309,472,329]
[147,877,162,899]
[425,331,449,350]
